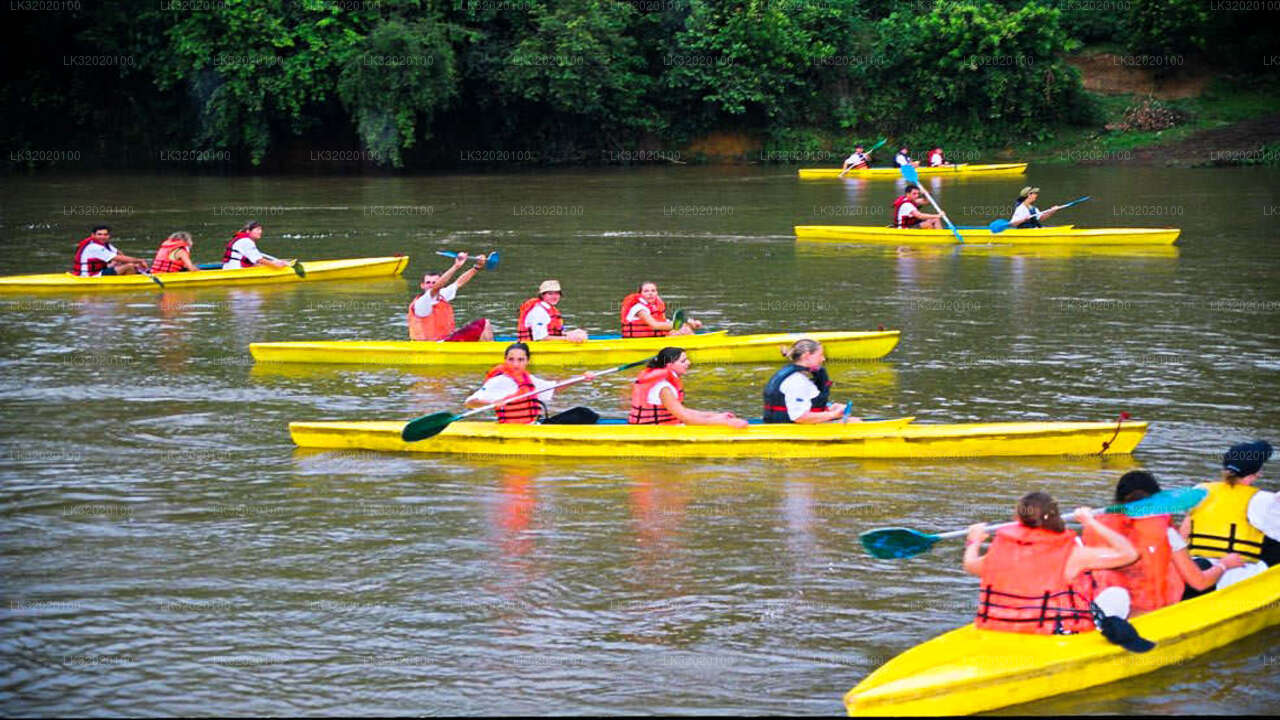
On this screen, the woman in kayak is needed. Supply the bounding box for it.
[763,339,858,423]
[149,231,199,273]
[517,279,589,343]
[628,347,748,428]
[964,491,1137,635]
[1009,187,1064,229]
[1083,471,1245,613]
[465,343,555,423]
[620,281,702,338]
[1180,440,1278,588]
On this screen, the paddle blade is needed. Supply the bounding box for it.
[671,308,686,332]
[989,219,1013,234]
[486,251,500,270]
[401,412,460,442]
[860,527,942,559]
[899,164,919,184]
[291,261,306,278]
[1105,487,1207,518]
[435,250,458,259]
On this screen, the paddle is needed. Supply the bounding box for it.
[401,354,656,442]
[434,250,500,271]
[260,253,306,277]
[671,308,686,333]
[138,267,165,289]
[859,487,1208,560]
[899,164,964,244]
[837,137,888,178]
[990,195,1092,234]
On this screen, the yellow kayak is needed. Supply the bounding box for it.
[250,330,901,367]
[845,564,1280,715]
[288,418,1147,459]
[0,256,410,293]
[798,163,1027,180]
[795,226,1180,246]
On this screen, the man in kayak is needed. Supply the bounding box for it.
[763,339,859,423]
[517,280,589,343]
[841,144,872,172]
[628,347,748,428]
[1082,471,1245,614]
[964,491,1137,635]
[71,225,149,276]
[926,146,946,167]
[1009,187,1063,229]
[1180,440,1278,589]
[149,232,200,273]
[893,186,943,229]
[894,146,918,168]
[620,281,702,338]
[408,252,494,342]
[222,221,290,270]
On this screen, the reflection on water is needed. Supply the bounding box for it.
[1,167,1278,715]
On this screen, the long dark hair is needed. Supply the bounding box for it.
[504,342,531,361]
[648,347,685,368]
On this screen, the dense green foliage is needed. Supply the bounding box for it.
[1,0,1274,170]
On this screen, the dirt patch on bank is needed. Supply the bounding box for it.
[1081,112,1280,167]
[1066,52,1211,99]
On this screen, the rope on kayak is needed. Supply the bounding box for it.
[1098,411,1133,455]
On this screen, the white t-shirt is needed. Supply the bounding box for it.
[896,200,920,227]
[624,298,659,325]
[1010,204,1039,227]
[222,237,265,269]
[411,282,459,318]
[779,372,821,421]
[844,152,868,167]
[79,242,118,276]
[928,151,945,167]
[1247,490,1280,540]
[466,372,554,407]
[644,379,678,405]
[523,302,555,341]
[1165,526,1187,552]
[894,152,911,167]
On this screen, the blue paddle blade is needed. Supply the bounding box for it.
[989,219,1014,234]
[1104,487,1207,517]
[486,251,500,270]
[197,262,222,270]
[860,527,941,559]
[899,164,919,184]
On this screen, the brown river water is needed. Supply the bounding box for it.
[1,167,1278,714]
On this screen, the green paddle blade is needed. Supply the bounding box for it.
[401,411,460,442]
[860,527,941,559]
[1104,487,1206,517]
[291,261,307,278]
[671,308,686,332]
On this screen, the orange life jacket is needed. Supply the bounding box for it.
[483,364,543,424]
[517,298,564,341]
[628,367,683,425]
[407,292,456,341]
[222,231,257,268]
[975,524,1096,635]
[620,293,668,338]
[1083,513,1183,613]
[71,236,112,276]
[150,237,192,274]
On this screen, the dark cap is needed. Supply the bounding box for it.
[1224,440,1272,477]
[1115,470,1161,504]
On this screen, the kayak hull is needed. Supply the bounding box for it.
[798,163,1028,179]
[0,256,410,293]
[795,226,1180,246]
[251,330,902,367]
[844,564,1280,716]
[288,419,1147,459]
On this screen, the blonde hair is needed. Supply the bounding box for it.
[167,231,193,245]
[780,338,822,362]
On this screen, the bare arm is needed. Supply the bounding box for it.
[1173,549,1244,591]
[1066,508,1138,580]
[659,387,747,429]
[963,523,988,576]
[176,248,199,271]
[638,307,674,332]
[794,404,849,424]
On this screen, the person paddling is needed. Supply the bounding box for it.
[842,144,872,172]
[71,225,148,276]
[407,252,494,342]
[926,146,946,167]
[964,491,1138,635]
[894,146,918,168]
[222,221,289,270]
[464,343,575,423]
[517,280,589,343]
[763,339,858,424]
[621,281,702,338]
[1179,440,1277,589]
[1082,471,1244,614]
[149,232,199,273]
[893,185,943,229]
[1009,187,1063,229]
[628,347,748,428]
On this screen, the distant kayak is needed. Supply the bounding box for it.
[0,256,410,293]
[798,163,1028,179]
[795,226,1180,246]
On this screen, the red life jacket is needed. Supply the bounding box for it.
[893,196,921,228]
[975,524,1096,635]
[620,293,668,338]
[407,292,456,341]
[928,149,945,166]
[222,231,257,268]
[71,236,112,276]
[516,298,564,341]
[483,364,543,424]
[1082,513,1183,614]
[628,367,683,425]
[150,237,192,274]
